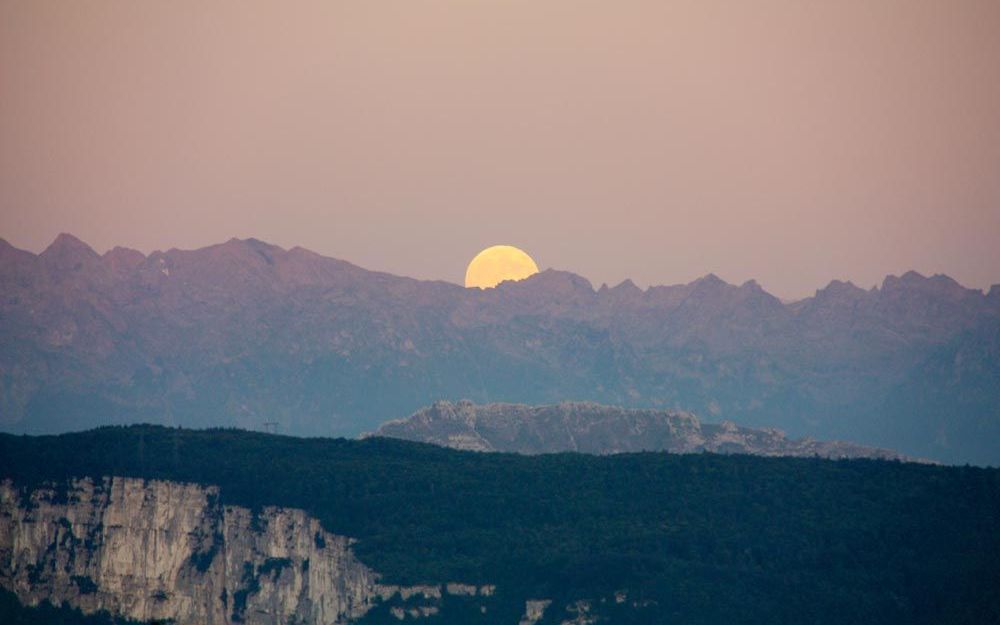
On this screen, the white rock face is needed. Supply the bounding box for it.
[445,582,477,596]
[519,598,552,625]
[0,477,470,625]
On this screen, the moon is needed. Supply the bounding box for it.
[464,245,540,289]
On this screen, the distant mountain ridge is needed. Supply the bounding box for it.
[374,400,921,461]
[1,234,998,464]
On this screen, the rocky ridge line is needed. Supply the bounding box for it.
[375,400,920,461]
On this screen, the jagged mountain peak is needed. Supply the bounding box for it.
[683,274,734,300]
[40,232,99,259]
[0,237,33,261]
[597,278,645,306]
[693,272,729,287]
[820,278,864,292]
[484,269,597,307]
[37,233,102,276]
[202,236,286,261]
[102,246,146,272]
[813,279,869,302]
[511,268,594,291]
[610,278,641,292]
[881,270,969,296]
[876,272,987,319]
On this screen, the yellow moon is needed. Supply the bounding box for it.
[464,245,540,289]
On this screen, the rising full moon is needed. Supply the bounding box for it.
[464,245,540,289]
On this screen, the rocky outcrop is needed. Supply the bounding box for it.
[519,599,552,625]
[0,477,484,625]
[375,401,921,461]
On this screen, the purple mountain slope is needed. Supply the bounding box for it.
[1,234,997,464]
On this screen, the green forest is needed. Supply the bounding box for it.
[1,426,998,624]
[0,588,145,625]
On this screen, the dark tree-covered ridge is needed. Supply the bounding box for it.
[0,588,147,625]
[1,425,998,625]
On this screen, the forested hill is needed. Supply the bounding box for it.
[2,426,999,624]
[0,589,142,625]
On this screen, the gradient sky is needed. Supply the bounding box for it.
[1,0,998,298]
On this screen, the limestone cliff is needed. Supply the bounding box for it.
[0,477,482,624]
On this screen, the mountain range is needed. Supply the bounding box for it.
[1,234,997,464]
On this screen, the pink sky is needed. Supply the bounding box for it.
[1,0,998,298]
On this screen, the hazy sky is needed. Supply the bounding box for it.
[1,1,998,298]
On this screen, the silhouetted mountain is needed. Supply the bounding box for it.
[375,400,919,461]
[1,235,997,464]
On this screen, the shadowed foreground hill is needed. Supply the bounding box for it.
[1,234,998,463]
[1,426,999,624]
